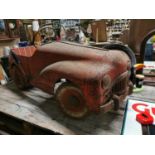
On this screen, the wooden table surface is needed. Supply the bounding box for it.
[0,82,154,135]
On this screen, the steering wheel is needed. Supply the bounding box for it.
[39,25,55,44]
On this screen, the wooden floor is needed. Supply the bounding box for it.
[0,82,155,135]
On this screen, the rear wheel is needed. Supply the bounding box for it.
[10,64,30,89]
[56,82,88,118]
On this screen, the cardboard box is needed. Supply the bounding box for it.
[91,20,107,42]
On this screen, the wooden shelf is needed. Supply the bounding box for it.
[0,37,19,41]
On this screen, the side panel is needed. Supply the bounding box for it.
[11,46,36,78]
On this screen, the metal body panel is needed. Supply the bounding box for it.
[9,42,133,114]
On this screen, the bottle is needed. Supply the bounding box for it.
[32,20,41,46]
[60,27,66,41]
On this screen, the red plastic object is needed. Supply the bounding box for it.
[136,110,154,125]
[152,107,155,115]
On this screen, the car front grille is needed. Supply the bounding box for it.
[112,71,128,95]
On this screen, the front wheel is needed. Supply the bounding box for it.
[55,82,88,118]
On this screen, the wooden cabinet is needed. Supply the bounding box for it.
[91,20,107,42]
[0,19,20,40]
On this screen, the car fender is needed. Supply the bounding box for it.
[31,60,94,94]
[31,60,110,111]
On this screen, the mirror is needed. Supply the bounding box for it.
[143,36,155,76]
[0,19,8,38]
[0,20,6,34]
[144,36,155,61]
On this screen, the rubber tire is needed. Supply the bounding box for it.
[10,65,30,90]
[103,43,136,84]
[56,82,88,118]
[103,43,136,66]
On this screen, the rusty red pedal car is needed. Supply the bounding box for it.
[9,42,136,118]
